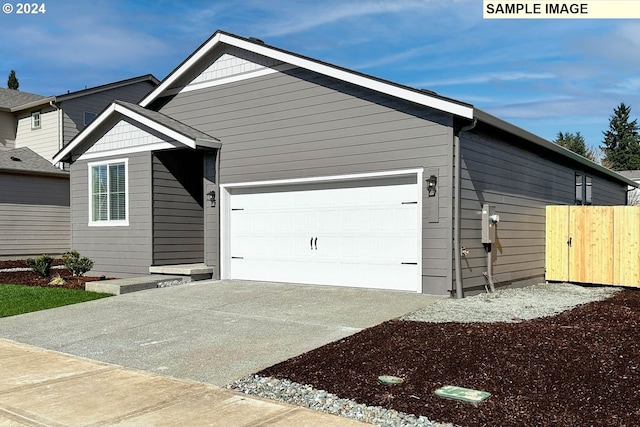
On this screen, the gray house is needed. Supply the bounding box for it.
[0,148,69,259]
[53,30,636,295]
[0,75,159,260]
[0,75,159,165]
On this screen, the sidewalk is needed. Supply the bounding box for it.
[0,339,370,427]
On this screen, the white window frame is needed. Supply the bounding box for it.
[31,111,41,129]
[88,158,129,226]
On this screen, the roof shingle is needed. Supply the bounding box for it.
[0,88,50,111]
[0,148,68,176]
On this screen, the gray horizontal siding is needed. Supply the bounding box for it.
[159,55,454,294]
[152,151,204,265]
[61,81,156,146]
[0,204,70,259]
[0,173,70,259]
[457,128,627,292]
[70,151,152,277]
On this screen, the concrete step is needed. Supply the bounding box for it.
[86,275,190,295]
[149,263,213,281]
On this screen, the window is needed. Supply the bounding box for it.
[88,159,128,226]
[575,172,592,205]
[575,173,583,205]
[585,176,592,205]
[31,111,41,129]
[84,111,97,126]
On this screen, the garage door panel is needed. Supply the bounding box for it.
[229,176,420,291]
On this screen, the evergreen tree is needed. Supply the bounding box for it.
[553,131,600,162]
[601,103,640,170]
[7,70,18,90]
[554,131,588,157]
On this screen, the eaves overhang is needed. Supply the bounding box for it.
[8,96,55,112]
[140,30,474,120]
[474,108,639,188]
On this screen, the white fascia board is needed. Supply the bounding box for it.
[140,32,473,119]
[220,34,473,119]
[112,104,196,149]
[140,33,223,107]
[52,103,118,164]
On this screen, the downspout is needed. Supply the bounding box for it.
[49,100,62,168]
[453,118,477,299]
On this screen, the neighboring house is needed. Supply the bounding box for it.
[0,74,159,164]
[0,148,69,259]
[53,30,637,295]
[0,75,159,260]
[0,89,49,151]
[618,171,640,205]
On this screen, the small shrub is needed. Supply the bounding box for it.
[26,254,53,278]
[62,250,94,277]
[48,274,66,287]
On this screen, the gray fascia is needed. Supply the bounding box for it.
[474,109,639,188]
[195,138,222,150]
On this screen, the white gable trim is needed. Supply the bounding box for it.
[52,102,200,164]
[139,32,473,119]
[112,104,196,149]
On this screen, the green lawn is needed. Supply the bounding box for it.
[0,284,111,318]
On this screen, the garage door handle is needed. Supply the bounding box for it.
[310,237,317,250]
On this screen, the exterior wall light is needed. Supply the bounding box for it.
[426,175,438,197]
[206,190,216,207]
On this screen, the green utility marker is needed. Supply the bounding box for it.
[378,375,404,385]
[435,385,491,404]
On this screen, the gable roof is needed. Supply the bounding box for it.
[0,74,159,114]
[138,30,638,188]
[0,88,53,112]
[52,100,220,163]
[0,148,68,177]
[140,30,474,119]
[55,74,160,102]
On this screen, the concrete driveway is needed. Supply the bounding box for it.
[0,280,444,386]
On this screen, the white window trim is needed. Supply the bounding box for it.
[31,111,41,129]
[88,158,129,227]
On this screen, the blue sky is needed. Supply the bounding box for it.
[2,0,640,154]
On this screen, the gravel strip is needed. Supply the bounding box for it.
[229,376,452,427]
[228,283,621,427]
[401,282,621,323]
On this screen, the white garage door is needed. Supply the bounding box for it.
[228,175,420,291]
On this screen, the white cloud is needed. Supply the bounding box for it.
[257,0,446,37]
[416,71,555,88]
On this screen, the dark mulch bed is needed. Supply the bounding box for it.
[259,290,640,427]
[0,259,110,290]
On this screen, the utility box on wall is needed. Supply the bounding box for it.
[481,203,499,244]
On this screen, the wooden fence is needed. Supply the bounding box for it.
[546,206,640,287]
